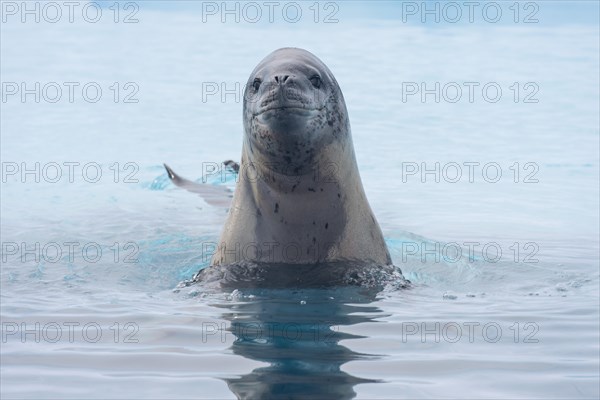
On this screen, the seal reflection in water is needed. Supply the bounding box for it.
[220,288,384,399]
[166,48,407,289]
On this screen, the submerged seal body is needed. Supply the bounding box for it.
[169,48,404,287]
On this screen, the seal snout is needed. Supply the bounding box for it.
[253,73,319,117]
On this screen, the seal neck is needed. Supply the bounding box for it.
[238,143,360,196]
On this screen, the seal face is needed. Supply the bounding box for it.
[201,47,396,283]
[243,48,347,177]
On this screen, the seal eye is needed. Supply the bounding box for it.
[253,78,262,91]
[309,75,322,88]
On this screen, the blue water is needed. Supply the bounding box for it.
[1,2,599,398]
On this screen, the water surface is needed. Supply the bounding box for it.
[1,2,599,398]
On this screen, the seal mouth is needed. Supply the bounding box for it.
[253,106,323,117]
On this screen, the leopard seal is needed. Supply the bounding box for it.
[168,48,405,288]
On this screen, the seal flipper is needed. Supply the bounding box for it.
[163,163,186,185]
[223,160,240,173]
[163,163,233,208]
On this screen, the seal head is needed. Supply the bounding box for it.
[243,48,349,177]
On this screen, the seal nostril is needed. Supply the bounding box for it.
[274,75,290,84]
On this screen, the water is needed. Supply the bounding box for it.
[1,2,599,398]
